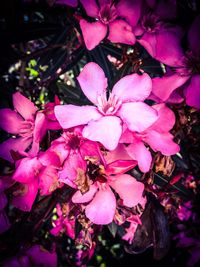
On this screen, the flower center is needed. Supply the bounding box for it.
[97,92,122,115]
[99,4,117,24]
[86,159,107,183]
[19,120,34,138]
[176,51,200,76]
[141,12,161,33]
[67,134,81,150]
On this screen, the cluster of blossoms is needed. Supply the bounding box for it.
[0,0,199,266]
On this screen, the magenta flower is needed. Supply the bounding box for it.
[0,92,46,162]
[134,0,184,67]
[151,15,200,108]
[55,62,158,151]
[72,158,145,225]
[48,127,102,188]
[79,0,141,50]
[55,0,78,7]
[12,150,61,211]
[119,103,180,172]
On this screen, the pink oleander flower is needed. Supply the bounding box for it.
[134,0,184,68]
[79,0,141,50]
[72,157,145,225]
[0,92,46,162]
[151,15,200,109]
[48,126,102,188]
[12,150,61,211]
[55,62,158,151]
[118,103,180,172]
[2,245,57,267]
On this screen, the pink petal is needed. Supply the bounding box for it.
[138,32,157,56]
[108,20,136,45]
[12,180,38,211]
[145,130,180,155]
[58,152,87,187]
[106,159,137,175]
[119,128,135,143]
[0,108,23,134]
[80,19,107,50]
[85,186,116,225]
[0,137,32,162]
[56,0,78,7]
[80,0,99,17]
[112,73,152,102]
[38,166,59,196]
[50,140,70,164]
[184,75,200,109]
[167,90,184,104]
[39,150,61,167]
[116,0,141,27]
[0,211,10,234]
[54,104,102,129]
[125,141,152,173]
[82,116,123,150]
[152,74,189,101]
[80,140,101,159]
[72,184,98,203]
[149,103,176,132]
[32,112,46,143]
[13,92,37,120]
[154,28,185,67]
[12,157,42,184]
[188,14,200,53]
[77,62,108,105]
[105,143,133,164]
[118,102,158,132]
[110,174,145,207]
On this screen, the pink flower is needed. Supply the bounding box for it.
[12,150,61,211]
[119,103,180,172]
[48,127,102,188]
[72,158,145,225]
[122,215,142,244]
[0,92,46,162]
[55,62,158,151]
[79,0,141,50]
[151,15,200,108]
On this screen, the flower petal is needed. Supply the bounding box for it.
[108,20,136,45]
[112,73,152,102]
[13,92,37,120]
[0,109,23,134]
[72,184,98,203]
[55,105,102,129]
[12,180,38,212]
[0,137,32,162]
[106,159,137,175]
[150,103,176,132]
[83,116,122,150]
[77,62,108,105]
[125,141,152,173]
[116,0,141,27]
[80,19,107,50]
[12,157,42,184]
[118,102,158,132]
[110,174,145,207]
[184,75,200,109]
[85,187,116,225]
[145,130,180,155]
[152,74,189,101]
[80,0,99,17]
